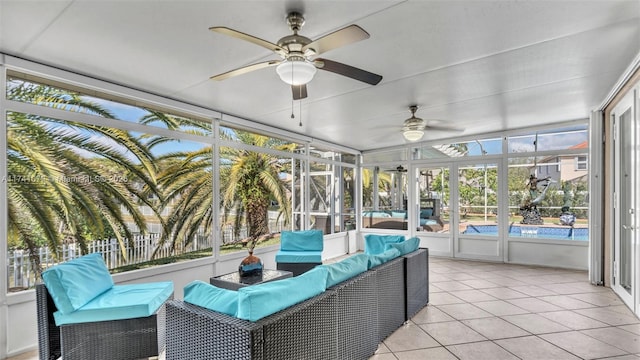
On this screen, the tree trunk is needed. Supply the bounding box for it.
[245,198,269,251]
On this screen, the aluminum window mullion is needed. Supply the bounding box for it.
[218,138,307,161]
[305,143,311,229]
[1,64,10,360]
[4,99,214,144]
[213,119,221,260]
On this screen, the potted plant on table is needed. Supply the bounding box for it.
[221,135,292,276]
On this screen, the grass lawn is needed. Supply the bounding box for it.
[110,234,282,273]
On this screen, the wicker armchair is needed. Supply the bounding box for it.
[275,230,324,276]
[36,283,170,360]
[35,253,173,360]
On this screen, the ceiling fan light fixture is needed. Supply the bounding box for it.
[276,60,317,85]
[403,129,424,142]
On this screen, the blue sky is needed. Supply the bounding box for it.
[89,97,210,156]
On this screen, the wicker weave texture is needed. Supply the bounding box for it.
[333,271,379,360]
[36,285,61,360]
[262,290,338,360]
[404,248,429,320]
[373,257,406,341]
[60,313,159,360]
[166,300,261,360]
[276,262,321,276]
[164,249,428,359]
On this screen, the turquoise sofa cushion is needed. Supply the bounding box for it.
[390,210,407,218]
[364,234,405,255]
[366,248,401,269]
[342,253,369,266]
[385,237,420,255]
[321,254,368,288]
[275,250,322,263]
[183,280,238,317]
[42,253,114,314]
[237,266,328,322]
[53,281,173,326]
[280,230,324,251]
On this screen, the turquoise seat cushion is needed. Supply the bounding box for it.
[53,281,174,326]
[366,248,401,269]
[275,250,322,263]
[237,266,328,322]
[321,254,368,288]
[42,253,114,314]
[280,230,324,251]
[385,237,420,256]
[420,218,439,226]
[183,280,238,317]
[363,211,391,218]
[390,210,407,219]
[364,234,405,255]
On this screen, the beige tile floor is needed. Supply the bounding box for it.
[371,257,640,360]
[10,257,640,360]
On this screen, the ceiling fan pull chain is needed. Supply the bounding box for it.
[299,98,302,127]
[291,94,295,119]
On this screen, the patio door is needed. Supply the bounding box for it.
[613,88,638,312]
[455,161,502,262]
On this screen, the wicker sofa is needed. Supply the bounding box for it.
[165,247,428,360]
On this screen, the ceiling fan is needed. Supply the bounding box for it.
[379,165,408,173]
[392,165,408,173]
[402,105,462,142]
[209,12,383,100]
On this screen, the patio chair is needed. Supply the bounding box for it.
[276,230,324,276]
[36,253,173,360]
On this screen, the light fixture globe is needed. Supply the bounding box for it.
[403,129,424,142]
[402,106,426,141]
[276,59,317,85]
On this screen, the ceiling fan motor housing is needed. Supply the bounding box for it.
[403,115,426,131]
[286,12,306,32]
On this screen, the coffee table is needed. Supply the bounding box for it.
[210,269,293,290]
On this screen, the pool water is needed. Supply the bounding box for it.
[463,224,588,241]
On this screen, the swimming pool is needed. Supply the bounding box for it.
[462,224,588,241]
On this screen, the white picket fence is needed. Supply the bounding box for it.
[7,233,210,291]
[7,221,285,291]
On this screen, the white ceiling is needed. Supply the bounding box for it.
[1,0,639,150]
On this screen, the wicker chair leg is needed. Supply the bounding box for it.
[36,285,61,360]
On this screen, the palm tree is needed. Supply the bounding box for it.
[135,109,214,256]
[7,79,159,273]
[149,121,292,255]
[361,167,392,209]
[221,132,292,252]
[154,147,213,255]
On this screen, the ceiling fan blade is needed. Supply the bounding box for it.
[302,25,369,56]
[210,60,281,81]
[315,58,382,85]
[292,84,308,100]
[425,124,464,132]
[209,27,285,55]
